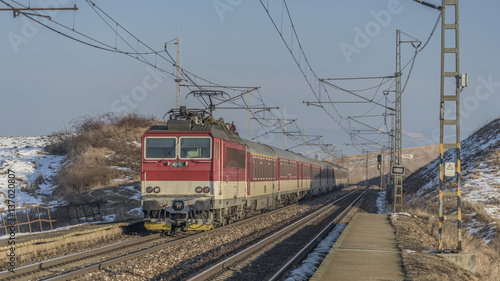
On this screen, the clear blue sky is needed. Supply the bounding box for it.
[1,0,499,156]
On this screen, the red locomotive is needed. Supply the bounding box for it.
[141,108,348,234]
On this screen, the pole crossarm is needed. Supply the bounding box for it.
[0,5,77,19]
[412,0,442,10]
[321,75,395,80]
[304,101,373,105]
[216,107,278,110]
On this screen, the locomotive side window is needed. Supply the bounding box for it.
[179,137,212,159]
[225,147,245,168]
[145,137,176,159]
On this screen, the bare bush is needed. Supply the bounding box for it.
[48,113,161,194]
[56,146,118,193]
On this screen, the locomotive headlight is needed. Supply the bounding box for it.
[172,161,185,168]
[153,186,161,193]
[203,186,210,193]
[195,186,203,193]
[146,186,153,193]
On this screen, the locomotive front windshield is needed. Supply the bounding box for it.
[145,137,176,159]
[180,137,211,159]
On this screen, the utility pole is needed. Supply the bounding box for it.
[333,145,336,165]
[165,37,182,108]
[365,151,369,184]
[438,0,465,252]
[248,93,252,139]
[393,30,421,212]
[283,113,287,149]
[393,29,403,213]
[303,129,307,155]
[412,0,466,252]
[387,89,395,198]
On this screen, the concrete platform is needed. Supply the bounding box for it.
[311,213,404,281]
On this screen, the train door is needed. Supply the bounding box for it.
[247,154,251,196]
[300,163,303,189]
[277,159,281,192]
[296,163,300,190]
[219,140,224,196]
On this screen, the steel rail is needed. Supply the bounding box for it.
[0,233,160,280]
[186,188,364,281]
[1,189,354,281]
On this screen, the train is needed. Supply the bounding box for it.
[141,107,349,234]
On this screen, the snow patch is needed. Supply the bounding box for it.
[0,136,65,210]
[285,224,346,281]
[376,190,391,214]
[391,212,411,220]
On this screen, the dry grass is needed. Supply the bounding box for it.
[47,113,161,194]
[402,198,500,280]
[492,149,500,166]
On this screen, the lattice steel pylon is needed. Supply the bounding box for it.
[393,30,419,212]
[438,0,464,252]
[393,30,403,213]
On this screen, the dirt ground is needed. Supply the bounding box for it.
[356,186,500,281]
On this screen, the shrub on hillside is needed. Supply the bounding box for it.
[49,113,161,193]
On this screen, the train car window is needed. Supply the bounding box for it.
[247,157,251,180]
[272,160,275,179]
[224,147,245,168]
[312,166,320,180]
[179,137,211,159]
[267,160,271,179]
[264,159,267,179]
[144,137,176,159]
[304,164,310,178]
[252,158,256,178]
[257,158,260,179]
[259,158,264,179]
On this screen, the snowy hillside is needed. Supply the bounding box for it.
[405,118,499,217]
[403,118,500,242]
[0,136,65,210]
[0,134,143,223]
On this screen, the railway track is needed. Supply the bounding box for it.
[187,187,367,281]
[0,233,162,281]
[0,188,356,281]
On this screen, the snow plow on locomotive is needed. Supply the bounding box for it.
[141,108,349,234]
